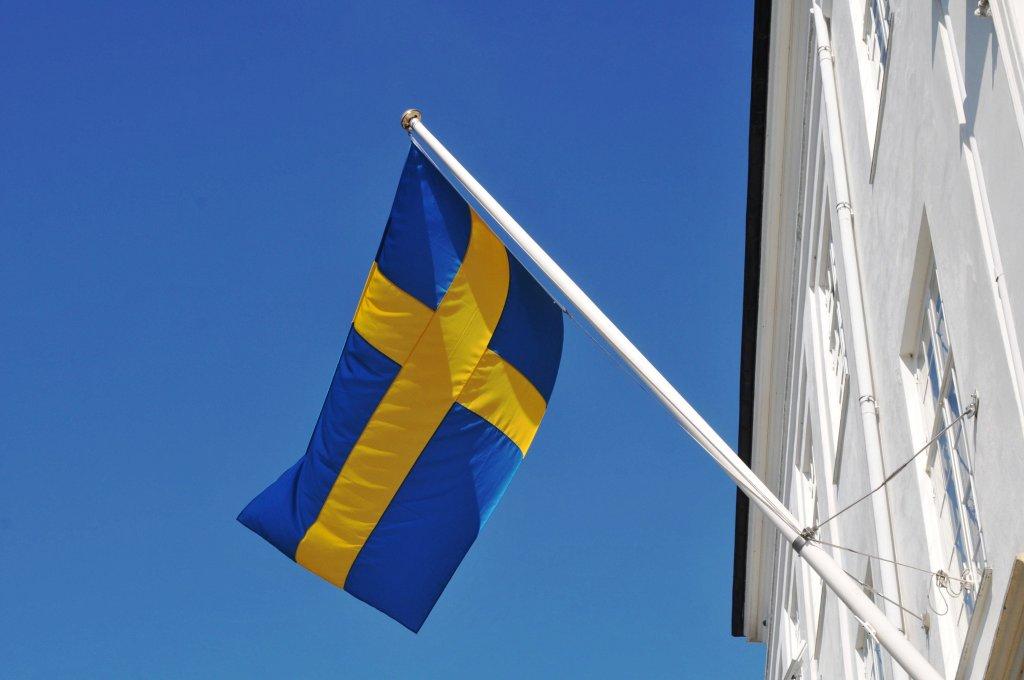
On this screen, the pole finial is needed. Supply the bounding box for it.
[400,108,422,131]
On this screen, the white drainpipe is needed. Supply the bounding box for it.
[811,4,909,669]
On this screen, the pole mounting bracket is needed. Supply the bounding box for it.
[967,392,980,418]
[793,527,817,552]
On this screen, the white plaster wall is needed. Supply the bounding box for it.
[747,2,1024,678]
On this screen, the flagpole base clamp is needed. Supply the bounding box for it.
[401,108,422,131]
[793,527,816,553]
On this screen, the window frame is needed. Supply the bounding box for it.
[908,267,987,634]
[862,0,891,78]
[849,0,895,178]
[812,210,852,485]
[853,566,891,680]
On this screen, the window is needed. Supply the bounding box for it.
[854,567,890,680]
[788,569,801,628]
[861,0,891,90]
[855,623,889,680]
[783,566,808,680]
[813,217,851,479]
[820,229,850,407]
[908,267,986,638]
[795,393,818,527]
[851,0,893,168]
[800,52,849,460]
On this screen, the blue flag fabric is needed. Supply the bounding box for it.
[238,145,563,631]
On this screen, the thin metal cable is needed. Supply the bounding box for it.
[563,307,651,395]
[928,568,971,617]
[927,580,950,617]
[812,403,977,532]
[842,568,923,625]
[808,537,974,585]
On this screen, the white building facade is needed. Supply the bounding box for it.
[732,1,1024,678]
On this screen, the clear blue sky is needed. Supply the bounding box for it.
[2,2,766,677]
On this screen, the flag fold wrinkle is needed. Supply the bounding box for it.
[238,144,563,632]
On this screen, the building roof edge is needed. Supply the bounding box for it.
[732,0,772,639]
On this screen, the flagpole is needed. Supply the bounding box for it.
[401,109,942,680]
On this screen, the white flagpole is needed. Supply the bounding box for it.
[401,110,942,680]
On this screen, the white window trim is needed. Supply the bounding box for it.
[798,49,857,675]
[912,271,987,600]
[847,0,895,178]
[953,567,994,680]
[899,238,988,671]
[934,0,969,125]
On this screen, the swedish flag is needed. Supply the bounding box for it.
[238,145,563,631]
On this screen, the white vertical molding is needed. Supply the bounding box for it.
[810,8,910,680]
[988,0,1024,148]
[804,123,857,680]
[933,0,1024,439]
[962,137,1024,438]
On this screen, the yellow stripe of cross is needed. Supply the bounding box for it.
[297,212,539,589]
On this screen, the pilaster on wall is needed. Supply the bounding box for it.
[988,1,1024,149]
